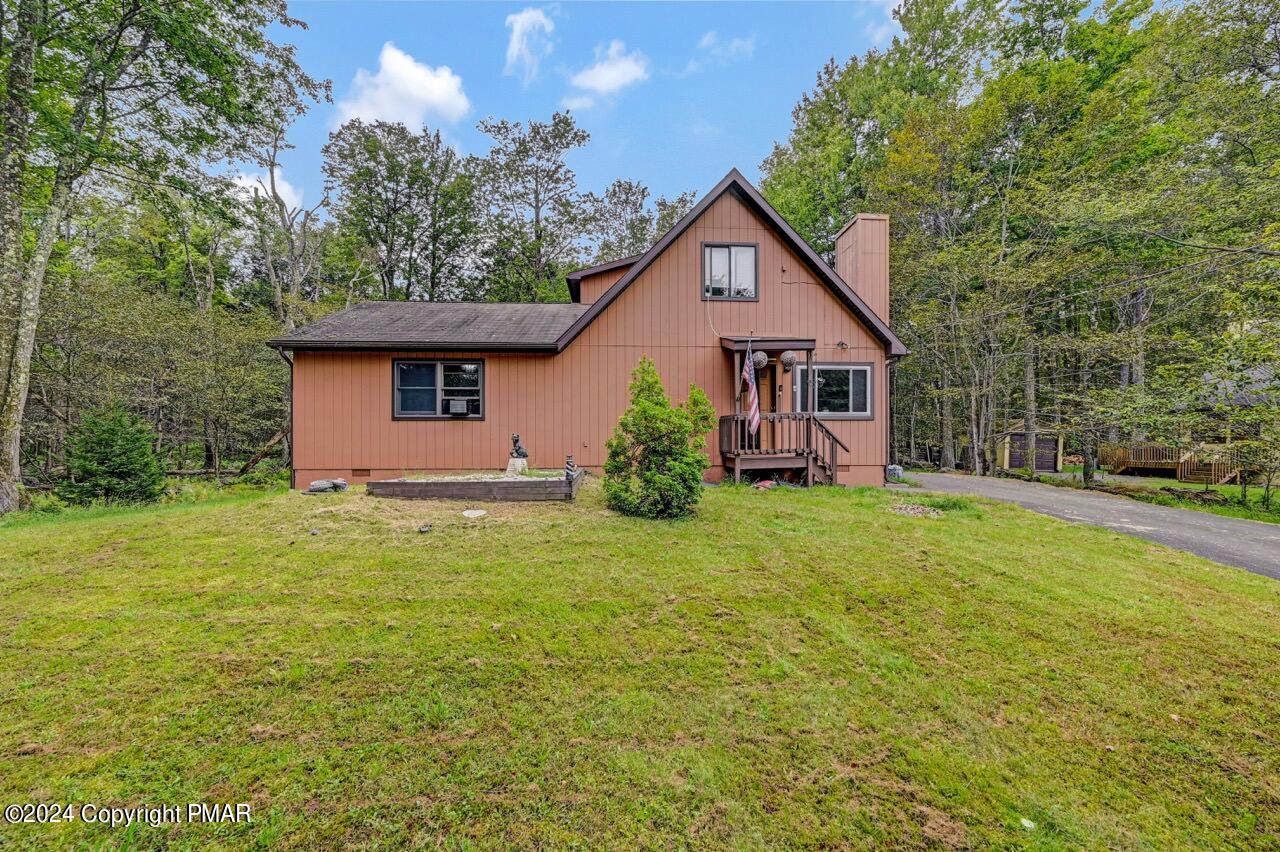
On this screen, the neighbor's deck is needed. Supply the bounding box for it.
[1100,442,1254,485]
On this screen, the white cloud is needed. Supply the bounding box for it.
[560,94,595,111]
[504,7,555,85]
[863,0,901,47]
[335,42,470,128]
[568,40,649,96]
[866,20,896,45]
[233,170,303,210]
[701,31,756,62]
[678,31,756,76]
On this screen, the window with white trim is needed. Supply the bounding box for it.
[702,244,757,299]
[394,360,483,418]
[795,364,872,417]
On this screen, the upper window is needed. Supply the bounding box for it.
[394,360,483,419]
[796,364,872,418]
[702,244,757,300]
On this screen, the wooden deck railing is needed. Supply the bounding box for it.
[812,417,850,481]
[1178,445,1247,484]
[1099,442,1182,468]
[1102,441,1249,484]
[719,411,811,456]
[718,412,849,483]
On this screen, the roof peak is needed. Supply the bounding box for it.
[555,166,906,357]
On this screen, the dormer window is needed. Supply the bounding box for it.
[702,243,757,300]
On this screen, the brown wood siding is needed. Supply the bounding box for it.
[835,214,889,323]
[293,191,888,487]
[576,266,629,305]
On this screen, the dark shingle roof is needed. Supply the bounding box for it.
[269,170,906,357]
[1210,363,1278,407]
[268,301,590,351]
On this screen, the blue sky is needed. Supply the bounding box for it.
[257,2,898,209]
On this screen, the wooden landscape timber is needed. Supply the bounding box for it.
[367,468,586,502]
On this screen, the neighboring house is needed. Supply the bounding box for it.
[269,169,907,488]
[1101,364,1278,484]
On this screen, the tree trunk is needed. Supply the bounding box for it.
[939,376,956,470]
[908,394,918,464]
[0,0,41,512]
[888,362,898,466]
[203,419,216,470]
[968,392,983,477]
[1109,362,1129,443]
[1131,329,1146,441]
[1080,300,1099,486]
[237,426,289,475]
[1023,342,1037,471]
[0,173,71,512]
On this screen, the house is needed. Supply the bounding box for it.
[1100,364,1277,484]
[268,169,907,488]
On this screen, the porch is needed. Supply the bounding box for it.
[1100,442,1254,485]
[718,337,849,486]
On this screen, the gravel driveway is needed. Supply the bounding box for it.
[912,473,1280,580]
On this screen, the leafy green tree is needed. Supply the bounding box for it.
[56,405,164,505]
[323,120,479,301]
[0,0,327,513]
[764,0,1278,481]
[604,357,716,520]
[760,0,998,258]
[589,180,696,262]
[476,112,591,302]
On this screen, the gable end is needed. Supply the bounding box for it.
[555,169,907,357]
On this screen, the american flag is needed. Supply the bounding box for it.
[742,341,761,436]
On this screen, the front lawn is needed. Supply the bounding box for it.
[2,482,1278,848]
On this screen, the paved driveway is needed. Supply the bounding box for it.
[913,473,1280,580]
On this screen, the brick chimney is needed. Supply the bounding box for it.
[833,214,889,322]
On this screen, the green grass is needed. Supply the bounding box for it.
[2,482,1278,848]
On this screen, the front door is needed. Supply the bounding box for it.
[737,358,776,451]
[757,365,775,449]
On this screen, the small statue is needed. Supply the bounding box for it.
[510,433,529,459]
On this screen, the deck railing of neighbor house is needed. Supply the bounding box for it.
[1177,445,1248,484]
[1101,441,1250,484]
[1099,442,1183,469]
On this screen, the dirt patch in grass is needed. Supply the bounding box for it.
[889,502,943,518]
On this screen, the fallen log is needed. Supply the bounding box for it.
[237,427,290,476]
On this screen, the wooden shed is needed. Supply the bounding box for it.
[996,421,1064,473]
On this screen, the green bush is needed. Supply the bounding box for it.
[17,487,67,514]
[231,462,289,487]
[56,405,165,505]
[604,357,716,519]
